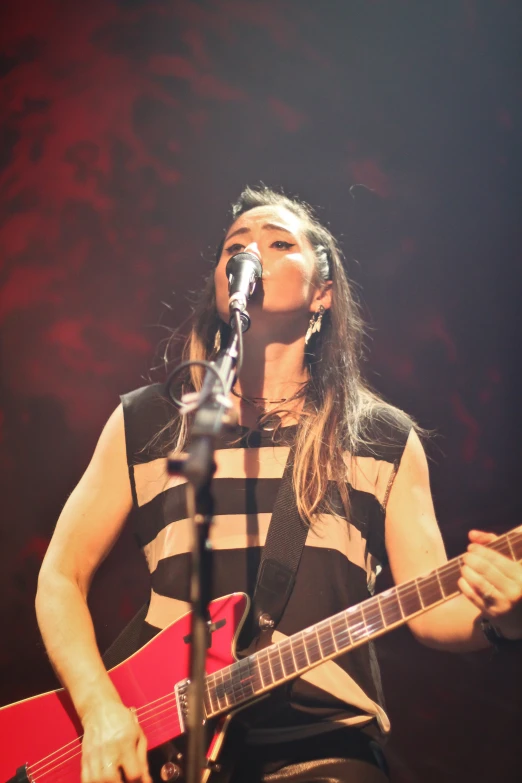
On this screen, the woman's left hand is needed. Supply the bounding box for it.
[459,529,522,640]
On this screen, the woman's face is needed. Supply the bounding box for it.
[214,205,330,327]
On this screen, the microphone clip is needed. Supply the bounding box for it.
[231,309,251,333]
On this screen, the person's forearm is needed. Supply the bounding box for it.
[407,593,490,652]
[35,569,122,722]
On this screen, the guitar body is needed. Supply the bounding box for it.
[2,526,520,783]
[0,593,249,783]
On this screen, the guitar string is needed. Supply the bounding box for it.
[32,678,258,783]
[27,530,521,780]
[30,667,236,780]
[33,665,270,783]
[29,687,187,776]
[31,704,182,782]
[31,661,262,783]
[30,636,222,776]
[29,690,185,776]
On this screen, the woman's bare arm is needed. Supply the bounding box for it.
[385,429,522,651]
[36,404,151,783]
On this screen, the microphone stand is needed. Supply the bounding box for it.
[167,310,245,783]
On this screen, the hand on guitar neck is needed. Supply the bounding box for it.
[459,528,522,641]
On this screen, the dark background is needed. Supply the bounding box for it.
[0,1,521,781]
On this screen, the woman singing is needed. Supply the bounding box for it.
[35,187,522,783]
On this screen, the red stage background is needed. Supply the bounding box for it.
[0,2,521,781]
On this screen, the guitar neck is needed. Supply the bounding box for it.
[202,528,522,717]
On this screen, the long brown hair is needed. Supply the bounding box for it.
[166,186,414,523]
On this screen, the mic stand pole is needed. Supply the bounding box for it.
[167,318,243,783]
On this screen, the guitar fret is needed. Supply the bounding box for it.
[265,649,277,682]
[378,589,403,627]
[224,664,237,707]
[224,665,239,709]
[329,618,339,652]
[227,657,260,703]
[435,568,444,597]
[223,670,236,707]
[287,638,300,671]
[331,612,351,649]
[235,657,256,702]
[205,677,219,714]
[361,599,383,636]
[268,646,285,681]
[415,578,425,608]
[302,625,322,664]
[317,622,336,657]
[203,680,214,715]
[277,645,286,677]
[251,658,264,693]
[419,572,443,606]
[397,581,423,616]
[213,668,229,710]
[346,605,367,643]
[208,671,220,710]
[280,640,297,676]
[506,536,516,561]
[313,625,325,657]
[439,560,460,597]
[292,633,309,669]
[257,649,273,689]
[375,595,387,628]
[509,531,522,560]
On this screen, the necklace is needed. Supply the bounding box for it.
[231,383,308,432]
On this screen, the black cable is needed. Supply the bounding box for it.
[233,309,244,377]
[165,359,226,408]
[166,314,244,413]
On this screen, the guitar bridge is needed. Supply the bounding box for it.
[174,679,189,733]
[174,678,209,735]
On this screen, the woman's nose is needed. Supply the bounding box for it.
[243,242,261,260]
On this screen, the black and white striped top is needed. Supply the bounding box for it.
[121,383,411,741]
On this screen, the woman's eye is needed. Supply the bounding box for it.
[272,241,294,250]
[225,243,244,254]
[225,240,294,254]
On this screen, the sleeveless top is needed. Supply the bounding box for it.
[121,383,411,742]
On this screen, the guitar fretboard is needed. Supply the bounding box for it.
[202,528,522,717]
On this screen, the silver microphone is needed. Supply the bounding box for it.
[225,252,262,329]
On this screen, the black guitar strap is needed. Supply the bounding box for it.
[250,446,309,634]
[102,602,149,670]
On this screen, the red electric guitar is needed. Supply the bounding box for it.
[1,527,520,783]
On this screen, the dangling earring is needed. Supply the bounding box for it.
[213,327,222,355]
[305,305,325,345]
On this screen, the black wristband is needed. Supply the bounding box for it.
[480,617,522,651]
